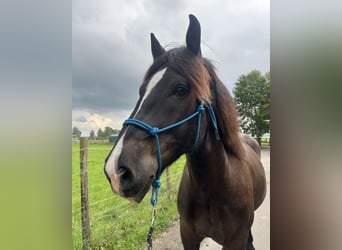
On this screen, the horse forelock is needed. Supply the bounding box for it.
[144,47,212,102]
[168,48,212,102]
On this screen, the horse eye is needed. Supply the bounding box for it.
[173,85,189,97]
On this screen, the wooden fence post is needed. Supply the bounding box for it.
[80,137,90,249]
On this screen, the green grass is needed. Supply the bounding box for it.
[261,140,270,148]
[72,143,185,249]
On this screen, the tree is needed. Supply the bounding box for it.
[233,70,270,145]
[96,127,119,140]
[89,130,95,140]
[96,128,104,139]
[72,127,82,140]
[103,126,115,138]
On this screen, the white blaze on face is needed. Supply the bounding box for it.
[104,130,126,193]
[104,68,167,193]
[132,68,167,118]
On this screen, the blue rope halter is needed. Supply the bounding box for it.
[123,101,219,206]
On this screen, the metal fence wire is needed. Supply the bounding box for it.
[72,139,185,250]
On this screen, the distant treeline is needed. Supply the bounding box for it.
[72,126,120,140]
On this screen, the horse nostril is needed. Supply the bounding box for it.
[116,165,134,184]
[116,165,128,175]
[116,165,135,191]
[121,167,133,183]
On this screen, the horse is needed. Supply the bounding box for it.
[104,14,266,250]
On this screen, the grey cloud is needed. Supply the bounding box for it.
[74,116,87,123]
[73,0,269,115]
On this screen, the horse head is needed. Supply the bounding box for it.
[104,15,217,203]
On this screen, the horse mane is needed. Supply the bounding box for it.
[143,47,245,158]
[203,59,245,158]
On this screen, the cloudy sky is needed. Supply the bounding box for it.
[72,0,269,136]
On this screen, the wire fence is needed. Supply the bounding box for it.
[72,138,185,250]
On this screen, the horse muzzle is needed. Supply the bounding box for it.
[104,159,155,203]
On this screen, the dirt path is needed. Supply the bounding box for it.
[150,148,270,250]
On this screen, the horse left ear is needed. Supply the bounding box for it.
[186,14,202,56]
[151,33,166,60]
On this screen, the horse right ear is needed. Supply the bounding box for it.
[150,33,166,60]
[186,14,202,56]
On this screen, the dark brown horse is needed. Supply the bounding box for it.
[104,14,266,250]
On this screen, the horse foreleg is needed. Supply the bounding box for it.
[180,221,203,250]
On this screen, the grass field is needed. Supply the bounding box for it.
[72,143,185,249]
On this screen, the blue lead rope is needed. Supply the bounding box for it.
[123,101,219,206]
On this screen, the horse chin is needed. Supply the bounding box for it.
[126,176,154,204]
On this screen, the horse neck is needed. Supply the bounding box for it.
[185,129,230,187]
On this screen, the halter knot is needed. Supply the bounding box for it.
[197,103,205,112]
[152,179,161,188]
[150,127,159,136]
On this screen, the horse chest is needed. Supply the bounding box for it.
[179,185,253,246]
[191,199,229,239]
[178,164,254,243]
[180,192,227,237]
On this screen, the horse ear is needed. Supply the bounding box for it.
[151,33,166,60]
[186,14,202,56]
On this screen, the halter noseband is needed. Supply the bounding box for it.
[123,101,220,206]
